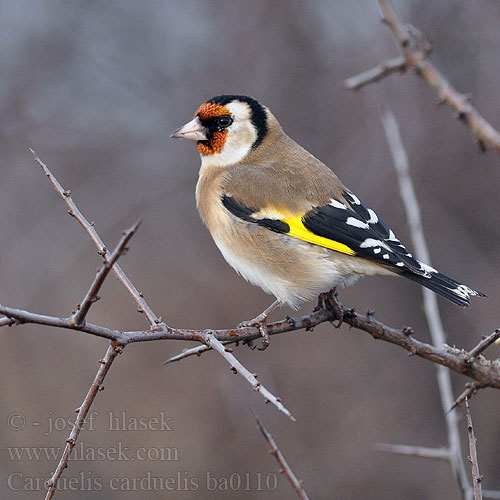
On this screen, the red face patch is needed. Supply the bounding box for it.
[197,130,228,155]
[195,102,231,155]
[195,102,230,120]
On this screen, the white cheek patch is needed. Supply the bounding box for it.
[200,101,257,168]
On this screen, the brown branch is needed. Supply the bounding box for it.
[45,343,122,499]
[251,409,308,500]
[3,296,499,389]
[70,220,141,327]
[344,56,406,90]
[345,1,500,154]
[469,330,500,358]
[465,399,483,500]
[373,443,451,461]
[29,149,160,326]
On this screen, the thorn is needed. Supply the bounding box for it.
[224,347,233,353]
[402,326,414,336]
[139,292,144,297]
[230,367,237,374]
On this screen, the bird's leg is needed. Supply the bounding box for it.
[324,288,344,328]
[238,300,280,351]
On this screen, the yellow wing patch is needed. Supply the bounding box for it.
[281,215,356,256]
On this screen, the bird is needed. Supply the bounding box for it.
[171,94,484,347]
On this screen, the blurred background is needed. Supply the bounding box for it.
[1,1,499,498]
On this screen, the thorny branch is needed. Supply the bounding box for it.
[70,220,141,327]
[30,149,160,327]
[465,399,483,500]
[252,409,309,500]
[344,1,500,154]
[2,294,500,392]
[45,344,122,500]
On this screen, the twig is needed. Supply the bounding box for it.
[373,443,450,461]
[202,333,294,420]
[381,107,471,499]
[71,220,141,327]
[45,344,122,499]
[465,399,483,500]
[29,149,160,326]
[379,0,500,154]
[451,383,485,413]
[164,343,213,364]
[483,492,500,500]
[448,329,499,411]
[345,1,500,154]
[344,56,406,90]
[251,409,308,499]
[0,317,15,327]
[469,330,500,358]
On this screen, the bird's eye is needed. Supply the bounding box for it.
[217,115,233,129]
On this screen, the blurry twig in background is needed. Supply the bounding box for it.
[380,107,499,500]
[344,55,406,90]
[344,1,500,155]
[251,408,309,500]
[373,443,450,461]
[465,399,483,500]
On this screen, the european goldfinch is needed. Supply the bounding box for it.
[171,95,484,338]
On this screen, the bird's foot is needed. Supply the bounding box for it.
[320,288,344,328]
[238,300,280,351]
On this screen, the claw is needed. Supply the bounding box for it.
[237,300,280,351]
[325,288,344,328]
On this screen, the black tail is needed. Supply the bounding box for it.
[400,269,486,307]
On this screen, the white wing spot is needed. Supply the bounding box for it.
[373,248,381,254]
[360,238,391,251]
[395,262,404,267]
[388,230,399,242]
[367,209,378,224]
[329,199,347,210]
[346,217,369,229]
[360,238,382,248]
[383,254,390,259]
[419,262,438,274]
[347,192,361,205]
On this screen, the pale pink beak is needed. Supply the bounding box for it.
[170,116,208,141]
